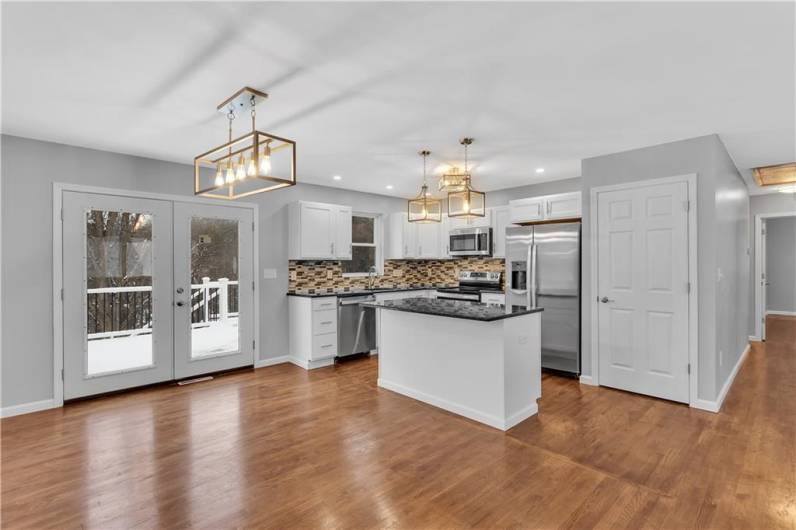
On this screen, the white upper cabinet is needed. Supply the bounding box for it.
[490,206,513,258]
[447,209,492,230]
[334,205,353,260]
[416,221,442,259]
[546,192,582,220]
[509,192,581,224]
[289,201,353,260]
[387,212,446,259]
[509,197,545,224]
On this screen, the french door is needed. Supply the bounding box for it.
[61,191,255,400]
[596,180,690,403]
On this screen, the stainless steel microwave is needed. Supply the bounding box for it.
[449,227,492,257]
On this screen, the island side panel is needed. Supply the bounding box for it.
[501,312,542,429]
[377,309,507,429]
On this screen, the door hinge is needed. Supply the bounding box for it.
[60,288,64,301]
[687,363,691,375]
[252,280,255,291]
[686,282,691,294]
[60,208,64,221]
[61,368,64,381]
[683,200,690,212]
[252,221,255,232]
[252,340,256,351]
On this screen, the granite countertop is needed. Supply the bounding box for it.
[361,298,543,322]
[286,285,456,298]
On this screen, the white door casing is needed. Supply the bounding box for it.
[596,180,690,403]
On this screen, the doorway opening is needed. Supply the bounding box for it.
[755,212,796,341]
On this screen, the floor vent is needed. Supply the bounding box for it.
[177,376,214,386]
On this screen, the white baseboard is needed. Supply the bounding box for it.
[377,378,537,431]
[579,375,597,386]
[748,335,762,342]
[288,356,334,370]
[1,399,57,418]
[254,355,289,369]
[766,310,796,317]
[690,343,750,414]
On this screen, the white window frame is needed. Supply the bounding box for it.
[342,212,384,277]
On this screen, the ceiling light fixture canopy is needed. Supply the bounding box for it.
[408,150,442,223]
[447,138,486,218]
[194,87,296,199]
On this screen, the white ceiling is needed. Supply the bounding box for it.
[2,2,794,197]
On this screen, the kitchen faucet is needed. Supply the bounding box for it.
[367,266,378,290]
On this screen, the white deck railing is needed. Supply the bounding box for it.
[86,277,238,340]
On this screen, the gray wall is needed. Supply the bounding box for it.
[765,217,796,313]
[0,135,405,408]
[711,138,750,396]
[581,134,748,401]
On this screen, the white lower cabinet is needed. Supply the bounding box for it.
[288,296,338,369]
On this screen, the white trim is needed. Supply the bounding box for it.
[288,356,335,370]
[1,399,57,419]
[754,211,796,341]
[766,310,796,316]
[690,343,750,413]
[749,335,762,342]
[588,174,699,407]
[378,378,538,431]
[254,355,289,368]
[578,375,597,386]
[52,183,259,408]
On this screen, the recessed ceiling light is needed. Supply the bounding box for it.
[386,185,394,190]
[535,168,545,174]
[332,175,342,181]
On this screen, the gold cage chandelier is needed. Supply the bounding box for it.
[194,87,296,199]
[447,138,486,218]
[438,139,471,192]
[408,150,442,223]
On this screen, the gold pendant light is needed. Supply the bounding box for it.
[194,87,296,199]
[408,150,442,223]
[438,140,471,192]
[447,138,486,218]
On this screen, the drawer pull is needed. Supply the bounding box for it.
[320,321,333,325]
[321,344,333,348]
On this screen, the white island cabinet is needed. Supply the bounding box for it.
[369,298,543,431]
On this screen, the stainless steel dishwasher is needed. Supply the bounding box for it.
[337,295,377,358]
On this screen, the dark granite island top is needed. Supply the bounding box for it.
[362,298,543,322]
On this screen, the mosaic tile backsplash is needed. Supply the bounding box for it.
[288,258,505,294]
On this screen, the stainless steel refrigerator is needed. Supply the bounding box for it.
[505,223,581,375]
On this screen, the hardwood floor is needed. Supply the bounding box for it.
[2,317,794,529]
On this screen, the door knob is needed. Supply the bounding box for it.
[176,301,185,307]
[600,296,614,303]
[176,287,184,294]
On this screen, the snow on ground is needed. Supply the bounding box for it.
[87,318,239,375]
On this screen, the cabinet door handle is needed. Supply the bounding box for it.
[320,321,333,325]
[321,344,333,349]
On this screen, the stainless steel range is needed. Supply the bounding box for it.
[436,271,502,302]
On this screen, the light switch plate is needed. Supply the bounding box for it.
[263,268,277,280]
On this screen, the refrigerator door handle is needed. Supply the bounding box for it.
[529,243,538,308]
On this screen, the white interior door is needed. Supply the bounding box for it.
[173,203,255,379]
[596,181,690,403]
[62,192,174,399]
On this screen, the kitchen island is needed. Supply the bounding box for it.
[363,298,543,431]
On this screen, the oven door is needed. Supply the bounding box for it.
[449,229,491,256]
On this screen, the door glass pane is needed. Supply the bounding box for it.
[86,210,154,376]
[190,217,239,358]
